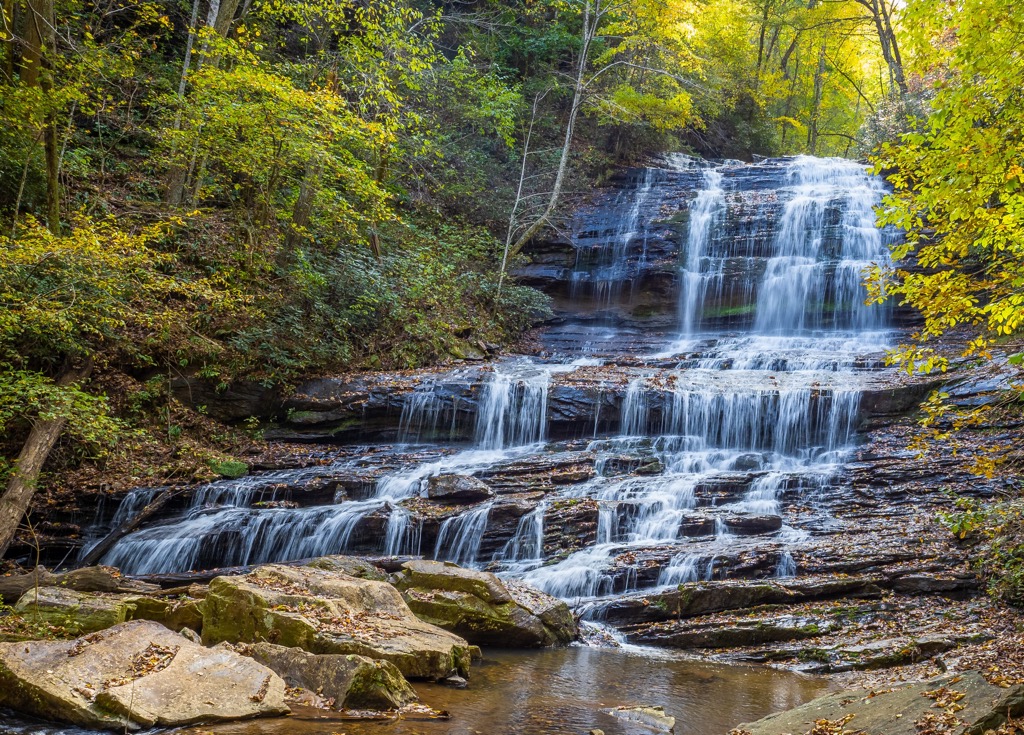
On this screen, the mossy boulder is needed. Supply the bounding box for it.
[14,587,135,635]
[0,620,287,729]
[201,564,471,680]
[125,595,204,633]
[243,642,416,710]
[393,560,577,647]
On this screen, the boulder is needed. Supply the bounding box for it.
[201,564,471,680]
[0,619,287,729]
[427,474,494,503]
[243,642,417,710]
[14,587,135,635]
[394,560,577,647]
[125,595,204,633]
[735,671,1024,735]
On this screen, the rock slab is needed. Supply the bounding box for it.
[735,671,1024,735]
[202,564,472,680]
[244,642,417,710]
[0,619,287,729]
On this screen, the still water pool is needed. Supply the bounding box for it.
[182,646,827,735]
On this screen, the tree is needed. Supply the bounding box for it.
[0,216,230,555]
[867,0,1024,475]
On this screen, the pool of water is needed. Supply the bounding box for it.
[176,646,827,735]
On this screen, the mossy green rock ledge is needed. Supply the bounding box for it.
[0,619,287,730]
[202,564,472,680]
[393,560,578,647]
[14,587,135,636]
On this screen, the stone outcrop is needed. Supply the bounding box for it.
[201,564,472,680]
[393,560,577,647]
[242,642,417,710]
[0,620,287,729]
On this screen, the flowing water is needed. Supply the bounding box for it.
[74,154,900,734]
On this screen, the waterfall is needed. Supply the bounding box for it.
[96,155,897,599]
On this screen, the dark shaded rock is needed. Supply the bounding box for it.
[629,615,836,649]
[427,474,494,503]
[243,642,417,710]
[722,514,783,535]
[598,576,885,626]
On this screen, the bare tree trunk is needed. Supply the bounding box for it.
[164,0,202,207]
[23,0,59,231]
[0,362,92,559]
[166,0,240,206]
[497,90,547,300]
[808,43,827,154]
[504,0,599,262]
[1,0,16,83]
[854,0,906,96]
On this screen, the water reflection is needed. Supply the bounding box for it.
[174,647,828,735]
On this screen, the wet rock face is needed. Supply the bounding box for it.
[427,474,495,503]
[201,564,473,681]
[0,620,288,729]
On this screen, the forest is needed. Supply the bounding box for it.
[0,0,1023,731]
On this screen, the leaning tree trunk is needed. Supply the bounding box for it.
[0,362,92,559]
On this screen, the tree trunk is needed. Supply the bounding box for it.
[504,0,598,261]
[23,0,59,230]
[808,43,827,154]
[1,0,17,83]
[0,362,92,559]
[856,0,906,96]
[166,0,241,207]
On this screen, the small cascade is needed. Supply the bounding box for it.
[475,363,553,450]
[569,168,664,308]
[679,167,727,335]
[776,550,797,578]
[497,501,547,567]
[433,503,492,567]
[658,552,701,585]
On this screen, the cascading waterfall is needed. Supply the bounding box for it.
[97,155,896,607]
[678,167,727,335]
